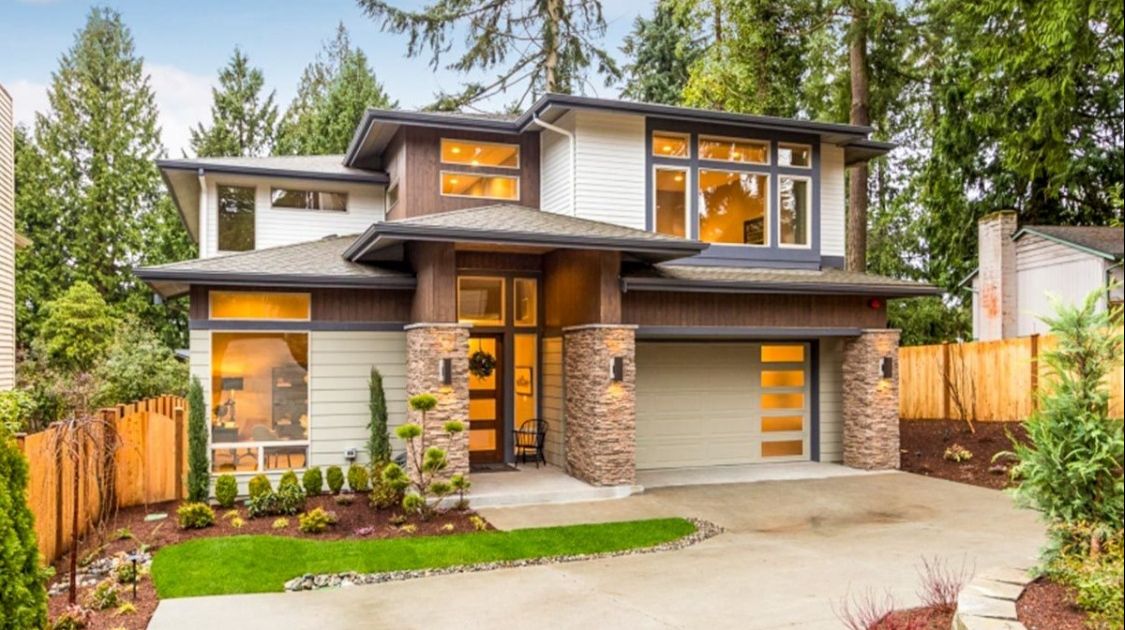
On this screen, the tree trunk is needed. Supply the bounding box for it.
[544,0,562,92]
[68,442,81,605]
[712,0,723,43]
[847,1,870,273]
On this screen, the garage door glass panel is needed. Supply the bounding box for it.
[761,370,805,388]
[762,393,804,410]
[762,416,803,432]
[761,345,805,363]
[762,440,803,457]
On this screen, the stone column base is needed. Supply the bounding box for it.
[405,324,470,478]
[563,325,637,486]
[842,328,901,470]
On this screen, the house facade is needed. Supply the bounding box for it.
[138,95,935,490]
[1,84,17,390]
[968,211,1124,341]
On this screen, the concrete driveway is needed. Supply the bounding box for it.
[149,472,1044,630]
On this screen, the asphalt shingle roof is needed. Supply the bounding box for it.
[624,264,938,296]
[1020,225,1124,258]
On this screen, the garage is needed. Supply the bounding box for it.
[635,341,811,470]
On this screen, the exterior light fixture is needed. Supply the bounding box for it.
[439,358,453,386]
[868,297,884,310]
[126,551,141,601]
[880,355,894,380]
[611,356,625,382]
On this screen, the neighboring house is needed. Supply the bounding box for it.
[0,84,18,390]
[967,211,1124,341]
[137,94,936,490]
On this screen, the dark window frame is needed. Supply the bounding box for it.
[217,184,256,252]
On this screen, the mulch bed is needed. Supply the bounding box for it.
[873,606,954,629]
[1017,577,1089,630]
[899,419,1028,489]
[47,494,489,630]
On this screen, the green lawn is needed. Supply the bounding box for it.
[152,517,696,598]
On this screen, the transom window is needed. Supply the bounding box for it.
[441,139,520,169]
[210,291,311,321]
[652,132,690,158]
[217,185,255,252]
[441,172,519,200]
[698,170,769,246]
[270,187,347,212]
[458,277,505,325]
[699,135,769,164]
[778,143,812,168]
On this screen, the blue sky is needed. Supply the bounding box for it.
[0,0,647,154]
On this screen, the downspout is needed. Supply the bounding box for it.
[533,113,577,217]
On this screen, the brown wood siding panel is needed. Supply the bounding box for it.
[455,251,543,272]
[543,249,620,329]
[190,285,411,322]
[408,241,458,323]
[384,128,406,221]
[401,127,539,217]
[622,291,886,328]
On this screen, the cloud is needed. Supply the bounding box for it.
[6,79,50,129]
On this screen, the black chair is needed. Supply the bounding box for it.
[513,419,549,468]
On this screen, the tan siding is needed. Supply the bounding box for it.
[820,144,846,259]
[541,336,565,464]
[573,110,646,229]
[0,87,15,388]
[818,338,844,462]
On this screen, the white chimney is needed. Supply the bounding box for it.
[977,210,1018,341]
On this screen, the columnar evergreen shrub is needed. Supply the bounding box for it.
[0,425,48,629]
[214,474,238,508]
[326,465,344,494]
[302,467,324,495]
[185,377,209,502]
[247,474,271,500]
[367,367,390,464]
[278,470,300,491]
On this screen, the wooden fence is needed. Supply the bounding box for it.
[15,395,188,564]
[900,334,1124,422]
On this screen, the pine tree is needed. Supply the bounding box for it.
[357,0,620,110]
[275,25,395,155]
[621,0,704,105]
[190,48,278,157]
[186,376,209,502]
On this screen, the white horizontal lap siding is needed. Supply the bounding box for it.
[820,144,846,259]
[0,88,15,389]
[203,174,385,256]
[308,331,407,467]
[573,110,646,229]
[1015,235,1107,336]
[541,337,565,464]
[818,338,844,463]
[539,111,574,216]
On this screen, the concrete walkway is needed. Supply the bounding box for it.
[149,473,1045,630]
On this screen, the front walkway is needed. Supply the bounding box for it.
[468,465,633,508]
[150,473,1045,630]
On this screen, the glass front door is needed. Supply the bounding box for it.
[468,335,504,464]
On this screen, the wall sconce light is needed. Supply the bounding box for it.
[880,355,894,380]
[439,358,453,386]
[611,356,625,382]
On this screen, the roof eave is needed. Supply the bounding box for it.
[620,276,941,298]
[1012,227,1119,260]
[134,268,417,298]
[157,159,389,185]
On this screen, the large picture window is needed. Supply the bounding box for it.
[217,185,255,251]
[210,332,309,472]
[698,170,769,246]
[779,176,810,247]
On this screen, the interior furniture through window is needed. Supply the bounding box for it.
[217,185,255,251]
[698,170,769,246]
[270,187,347,211]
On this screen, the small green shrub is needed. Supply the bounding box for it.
[271,517,289,530]
[246,484,306,518]
[326,466,345,494]
[1046,525,1124,627]
[402,493,425,516]
[115,601,137,616]
[247,474,271,500]
[113,557,138,585]
[214,474,238,508]
[943,443,973,463]
[298,507,334,534]
[85,580,119,611]
[469,515,489,531]
[347,464,370,492]
[49,605,91,630]
[399,523,417,534]
[176,502,215,529]
[369,462,405,510]
[302,467,324,496]
[278,470,300,492]
[229,516,245,529]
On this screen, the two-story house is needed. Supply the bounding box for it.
[138,94,936,492]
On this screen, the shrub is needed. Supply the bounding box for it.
[278,470,300,492]
[0,420,48,629]
[185,377,209,503]
[347,464,370,492]
[302,467,324,496]
[113,557,138,585]
[229,516,245,529]
[1046,524,1124,627]
[247,484,306,518]
[298,507,334,534]
[450,473,471,510]
[943,444,973,463]
[177,502,215,529]
[85,580,119,611]
[0,389,35,434]
[214,474,238,508]
[367,368,391,464]
[115,602,137,616]
[37,281,115,373]
[271,517,290,530]
[469,515,489,532]
[49,605,92,630]
[94,318,188,407]
[392,398,466,520]
[441,523,455,532]
[247,474,272,500]
[326,466,345,494]
[915,556,973,614]
[369,470,402,510]
[399,523,417,534]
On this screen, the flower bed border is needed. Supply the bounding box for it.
[953,566,1033,630]
[284,517,722,592]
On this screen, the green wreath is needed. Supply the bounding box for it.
[468,350,496,378]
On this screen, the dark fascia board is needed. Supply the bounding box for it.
[135,268,416,298]
[159,167,198,241]
[157,159,389,185]
[635,326,864,339]
[1011,226,1119,260]
[621,275,940,298]
[344,222,707,262]
[843,139,896,165]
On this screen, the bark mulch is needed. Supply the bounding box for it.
[899,419,1028,490]
[46,494,489,630]
[1017,577,1089,630]
[872,606,954,630]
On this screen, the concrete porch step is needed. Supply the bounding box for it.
[466,465,638,508]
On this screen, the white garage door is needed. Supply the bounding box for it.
[635,342,811,470]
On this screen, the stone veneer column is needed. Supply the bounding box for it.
[842,328,902,470]
[562,324,637,486]
[405,324,470,477]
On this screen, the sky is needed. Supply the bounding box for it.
[0,0,648,155]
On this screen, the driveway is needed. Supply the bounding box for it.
[149,472,1044,629]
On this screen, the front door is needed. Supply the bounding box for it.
[468,334,504,465]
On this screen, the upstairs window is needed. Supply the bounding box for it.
[441,139,520,168]
[778,143,812,168]
[654,167,688,238]
[699,136,769,164]
[441,172,519,200]
[652,132,689,158]
[270,187,347,212]
[779,176,811,247]
[698,170,769,246]
[210,291,311,321]
[217,185,255,251]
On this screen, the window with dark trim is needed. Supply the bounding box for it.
[270,187,347,212]
[217,185,255,251]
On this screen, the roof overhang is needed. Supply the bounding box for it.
[620,275,940,298]
[1012,226,1121,260]
[344,222,708,264]
[134,268,416,299]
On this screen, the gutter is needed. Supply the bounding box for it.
[533,113,577,217]
[158,159,388,185]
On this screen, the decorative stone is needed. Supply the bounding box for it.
[966,579,1025,601]
[842,329,902,470]
[405,324,471,478]
[956,593,1017,620]
[144,512,167,522]
[955,615,1027,630]
[977,566,1033,586]
[562,325,637,487]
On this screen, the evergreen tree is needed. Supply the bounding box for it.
[190,48,278,157]
[367,367,390,464]
[275,25,395,155]
[15,7,194,349]
[356,0,620,110]
[620,0,704,105]
[0,423,47,630]
[186,376,209,502]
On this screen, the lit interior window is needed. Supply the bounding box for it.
[699,136,768,164]
[762,440,803,457]
[779,177,810,246]
[698,170,769,245]
[210,291,310,320]
[441,172,519,200]
[441,139,520,168]
[778,143,811,167]
[458,277,505,325]
[652,132,689,158]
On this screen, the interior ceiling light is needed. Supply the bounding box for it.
[662,145,672,152]
[450,146,461,154]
